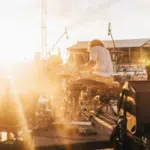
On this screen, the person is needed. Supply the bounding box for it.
[79,39,114,84]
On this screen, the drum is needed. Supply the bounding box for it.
[76,78,121,92]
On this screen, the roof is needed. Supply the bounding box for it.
[68,39,150,50]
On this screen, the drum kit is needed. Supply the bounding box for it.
[56,70,121,121]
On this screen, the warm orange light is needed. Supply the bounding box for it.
[10,78,35,150]
[61,51,69,64]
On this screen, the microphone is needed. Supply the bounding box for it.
[108,22,111,36]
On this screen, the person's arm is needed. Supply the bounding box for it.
[81,60,96,70]
[79,48,97,70]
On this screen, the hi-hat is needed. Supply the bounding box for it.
[57,73,73,78]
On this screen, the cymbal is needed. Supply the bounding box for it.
[68,49,88,54]
[57,73,73,78]
[76,78,108,87]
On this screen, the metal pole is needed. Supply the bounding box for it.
[110,32,116,51]
[108,22,116,51]
[140,47,143,61]
[108,22,117,72]
[41,0,47,58]
[40,0,47,93]
[47,28,68,56]
[129,47,131,63]
[48,32,65,55]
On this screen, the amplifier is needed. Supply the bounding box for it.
[128,81,150,129]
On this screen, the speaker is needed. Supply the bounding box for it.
[128,81,150,129]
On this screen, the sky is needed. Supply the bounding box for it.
[0,0,150,63]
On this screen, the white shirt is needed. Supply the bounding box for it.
[90,46,113,77]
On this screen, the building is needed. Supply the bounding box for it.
[68,39,150,65]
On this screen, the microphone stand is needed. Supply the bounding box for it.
[47,28,68,56]
[108,23,118,72]
[114,83,128,150]
[108,24,116,52]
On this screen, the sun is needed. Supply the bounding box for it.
[0,47,34,67]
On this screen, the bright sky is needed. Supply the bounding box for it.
[0,0,150,63]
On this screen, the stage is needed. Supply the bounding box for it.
[0,118,113,150]
[31,118,113,150]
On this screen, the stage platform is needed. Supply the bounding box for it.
[0,117,114,150]
[32,120,113,150]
